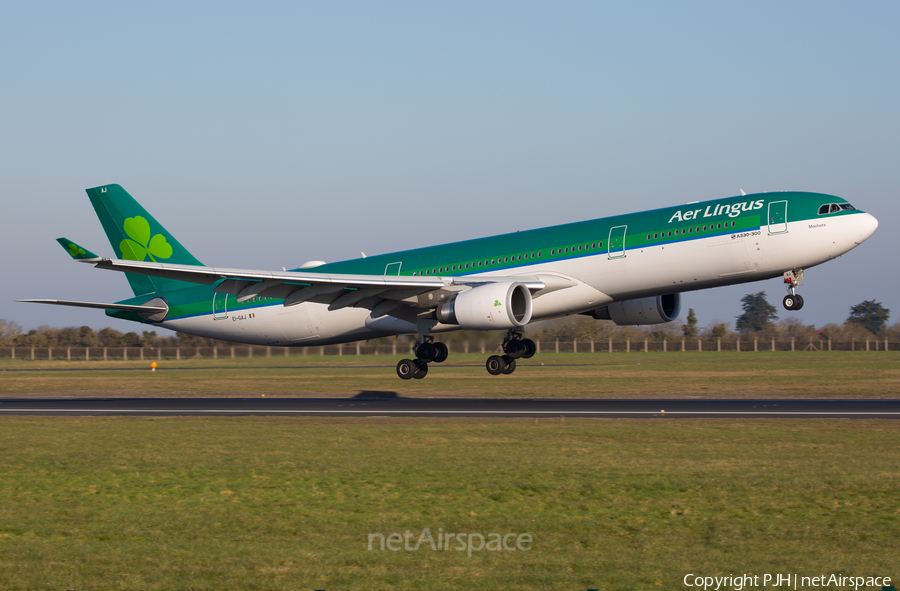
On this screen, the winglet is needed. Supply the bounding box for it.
[56,238,101,262]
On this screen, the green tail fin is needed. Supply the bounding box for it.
[86,184,204,296]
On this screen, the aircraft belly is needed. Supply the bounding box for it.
[277,304,319,342]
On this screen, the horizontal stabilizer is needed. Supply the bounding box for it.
[17,299,169,322]
[56,238,100,261]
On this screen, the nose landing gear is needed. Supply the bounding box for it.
[783,270,805,311]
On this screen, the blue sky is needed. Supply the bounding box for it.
[2,2,898,332]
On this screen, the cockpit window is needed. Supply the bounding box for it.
[819,203,858,215]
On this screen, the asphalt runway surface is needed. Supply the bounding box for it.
[0,397,898,418]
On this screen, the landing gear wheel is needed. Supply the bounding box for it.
[486,355,505,376]
[412,360,429,379]
[783,295,804,311]
[396,359,416,380]
[501,356,516,374]
[521,338,536,359]
[432,342,449,363]
[783,295,795,310]
[505,340,525,359]
[416,342,437,362]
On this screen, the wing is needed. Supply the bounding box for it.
[88,257,558,322]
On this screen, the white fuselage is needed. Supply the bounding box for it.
[160,212,877,346]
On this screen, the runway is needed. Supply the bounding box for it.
[0,397,898,418]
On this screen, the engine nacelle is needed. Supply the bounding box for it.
[588,293,681,325]
[436,282,533,330]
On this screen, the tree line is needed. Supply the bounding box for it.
[0,296,893,348]
[528,295,894,344]
[0,322,225,348]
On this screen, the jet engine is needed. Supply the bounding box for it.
[436,282,533,330]
[587,293,681,325]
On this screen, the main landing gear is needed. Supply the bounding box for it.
[395,331,538,379]
[485,331,536,376]
[396,337,449,380]
[783,269,805,311]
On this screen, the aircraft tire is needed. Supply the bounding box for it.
[521,339,537,359]
[432,342,449,363]
[486,355,505,375]
[783,295,797,310]
[501,356,516,374]
[794,295,804,310]
[396,359,416,380]
[505,340,525,359]
[412,360,429,379]
[417,342,437,361]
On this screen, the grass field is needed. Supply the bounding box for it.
[2,351,899,398]
[0,417,897,590]
[1,354,897,589]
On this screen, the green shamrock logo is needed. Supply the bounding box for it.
[68,243,86,257]
[494,300,501,307]
[119,216,173,262]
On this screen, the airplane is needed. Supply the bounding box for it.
[20,184,877,379]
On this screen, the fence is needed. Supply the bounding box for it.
[0,337,892,361]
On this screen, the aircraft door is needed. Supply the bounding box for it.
[213,293,228,320]
[768,201,788,234]
[608,225,627,259]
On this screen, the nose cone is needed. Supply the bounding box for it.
[856,212,878,244]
